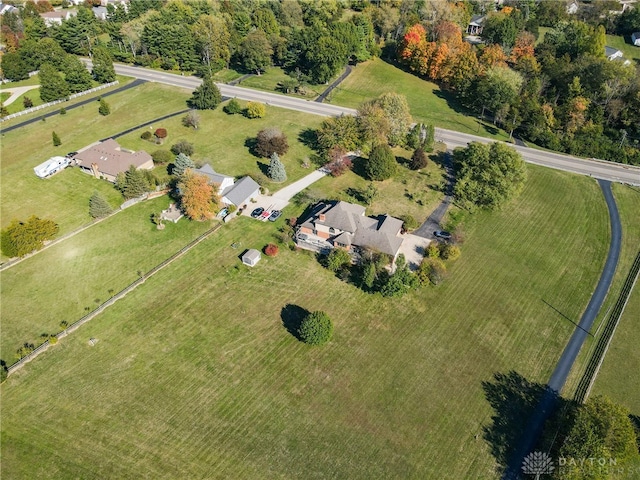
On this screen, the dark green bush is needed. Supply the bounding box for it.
[298,311,333,345]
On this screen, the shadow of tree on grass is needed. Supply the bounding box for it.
[280,304,310,341]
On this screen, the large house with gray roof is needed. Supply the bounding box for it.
[193,163,260,208]
[73,139,153,182]
[296,201,404,260]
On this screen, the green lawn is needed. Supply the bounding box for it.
[586,185,640,415]
[0,75,41,89]
[0,81,191,237]
[563,184,640,404]
[1,92,10,102]
[606,34,640,62]
[1,165,614,478]
[4,88,45,114]
[212,68,243,84]
[239,66,325,99]
[328,58,510,141]
[118,99,323,189]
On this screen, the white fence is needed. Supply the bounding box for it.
[1,81,119,122]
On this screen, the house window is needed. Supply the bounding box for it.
[329,227,335,234]
[312,229,317,235]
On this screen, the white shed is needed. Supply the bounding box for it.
[242,249,261,267]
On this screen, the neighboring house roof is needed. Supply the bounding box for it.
[0,3,19,15]
[223,176,260,206]
[605,46,623,59]
[40,10,77,21]
[300,201,404,257]
[74,138,152,177]
[469,15,485,27]
[194,163,233,187]
[92,6,108,19]
[632,32,640,45]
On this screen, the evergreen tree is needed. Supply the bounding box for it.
[62,54,93,93]
[188,74,221,110]
[91,47,116,83]
[98,98,111,116]
[172,153,195,176]
[123,165,149,199]
[39,63,70,102]
[89,192,112,218]
[52,131,61,146]
[364,144,396,181]
[1,52,29,81]
[267,152,287,182]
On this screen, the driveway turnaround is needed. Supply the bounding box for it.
[502,179,622,479]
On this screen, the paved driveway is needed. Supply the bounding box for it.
[0,85,39,105]
[398,234,431,270]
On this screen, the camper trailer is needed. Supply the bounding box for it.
[33,156,71,179]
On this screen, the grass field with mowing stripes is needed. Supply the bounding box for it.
[1,165,616,479]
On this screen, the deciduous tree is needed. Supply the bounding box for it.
[237,29,272,74]
[256,127,289,157]
[0,216,59,258]
[178,170,220,221]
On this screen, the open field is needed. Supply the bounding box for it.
[562,184,640,404]
[328,58,510,141]
[0,81,190,236]
[239,66,325,99]
[1,165,614,478]
[588,185,640,415]
[117,99,323,188]
[0,195,213,361]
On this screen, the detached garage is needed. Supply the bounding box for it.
[242,249,261,267]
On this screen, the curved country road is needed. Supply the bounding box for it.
[503,180,622,479]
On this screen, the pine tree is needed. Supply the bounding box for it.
[52,131,61,146]
[92,47,116,83]
[123,165,149,199]
[98,98,111,116]
[267,152,287,182]
[188,74,221,110]
[89,192,113,218]
[172,153,195,176]
[39,63,70,102]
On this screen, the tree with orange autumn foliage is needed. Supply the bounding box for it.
[178,171,221,221]
[510,32,535,63]
[479,44,507,69]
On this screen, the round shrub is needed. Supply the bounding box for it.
[264,243,279,257]
[224,98,242,115]
[151,149,173,164]
[171,140,195,156]
[400,214,418,232]
[154,128,167,139]
[439,243,461,261]
[298,311,333,346]
[245,101,266,119]
[141,131,153,140]
[365,144,396,181]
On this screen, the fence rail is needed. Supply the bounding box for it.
[6,223,222,376]
[574,250,640,403]
[1,81,119,122]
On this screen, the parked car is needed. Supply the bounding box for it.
[433,230,452,240]
[268,210,282,222]
[66,151,77,158]
[251,207,264,218]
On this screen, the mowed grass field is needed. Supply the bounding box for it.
[328,58,510,141]
[562,184,640,404]
[590,185,640,414]
[0,81,190,236]
[0,195,212,361]
[117,99,323,190]
[1,166,614,478]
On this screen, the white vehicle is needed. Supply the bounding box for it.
[33,156,71,178]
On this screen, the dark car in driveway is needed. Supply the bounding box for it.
[434,230,452,240]
[268,210,282,222]
[251,207,264,218]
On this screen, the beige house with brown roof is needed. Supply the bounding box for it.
[73,139,153,182]
[297,201,405,260]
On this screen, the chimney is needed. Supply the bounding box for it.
[319,213,326,222]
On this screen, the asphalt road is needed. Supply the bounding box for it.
[502,179,622,479]
[82,61,640,186]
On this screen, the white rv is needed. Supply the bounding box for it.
[34,156,71,178]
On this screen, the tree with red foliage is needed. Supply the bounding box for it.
[264,243,278,256]
[154,128,167,139]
